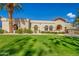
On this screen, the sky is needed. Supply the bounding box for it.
[0,3,79,23]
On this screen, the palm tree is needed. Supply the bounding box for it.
[74,8,79,27]
[0,3,22,33]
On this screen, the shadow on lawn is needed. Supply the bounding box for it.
[0,36,79,56]
[0,36,32,56]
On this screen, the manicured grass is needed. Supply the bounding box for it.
[0,35,79,56]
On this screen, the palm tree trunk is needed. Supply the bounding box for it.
[27,19,31,30]
[8,11,13,33]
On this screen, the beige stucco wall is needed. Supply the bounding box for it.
[1,17,73,33]
[1,18,9,32]
[53,20,69,32]
[31,20,55,32]
[31,19,73,32]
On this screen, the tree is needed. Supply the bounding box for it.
[72,8,79,29]
[0,3,22,33]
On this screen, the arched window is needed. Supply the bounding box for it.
[56,25,62,30]
[34,25,38,32]
[49,25,53,31]
[44,25,48,31]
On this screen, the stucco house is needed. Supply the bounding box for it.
[1,17,73,33]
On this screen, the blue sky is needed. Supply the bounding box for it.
[0,3,79,23]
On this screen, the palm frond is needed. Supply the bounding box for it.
[0,3,6,10]
[15,3,22,10]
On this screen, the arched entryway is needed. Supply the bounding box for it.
[13,24,18,33]
[65,27,68,33]
[34,25,38,33]
[49,25,53,31]
[56,25,62,30]
[44,25,48,31]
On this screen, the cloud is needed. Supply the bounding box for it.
[67,13,76,18]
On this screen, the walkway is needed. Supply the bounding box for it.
[0,33,79,37]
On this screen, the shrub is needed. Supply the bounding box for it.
[23,28,27,33]
[15,28,33,33]
[4,31,8,33]
[23,28,33,33]
[15,28,23,33]
[26,29,33,33]
[41,31,65,34]
[0,29,4,33]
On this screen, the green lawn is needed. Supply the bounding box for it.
[0,35,79,56]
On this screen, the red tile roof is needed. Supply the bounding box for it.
[53,17,67,22]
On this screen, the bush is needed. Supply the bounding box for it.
[23,28,33,33]
[0,29,4,33]
[25,29,33,33]
[15,28,33,33]
[41,31,65,34]
[23,28,27,33]
[15,28,23,33]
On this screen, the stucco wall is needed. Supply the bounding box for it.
[30,19,73,32]
[1,18,9,32]
[1,17,73,33]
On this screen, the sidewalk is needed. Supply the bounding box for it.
[0,33,79,37]
[0,33,52,35]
